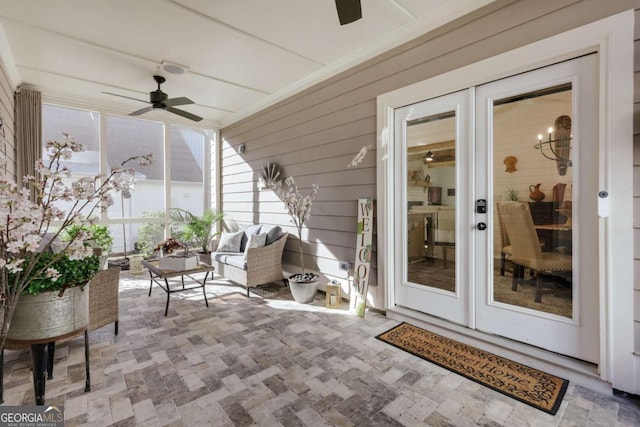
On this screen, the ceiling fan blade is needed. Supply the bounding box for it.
[129,106,154,116]
[335,0,361,25]
[102,91,150,104]
[163,97,194,107]
[166,106,203,122]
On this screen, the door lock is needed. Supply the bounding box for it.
[477,222,487,231]
[476,199,487,214]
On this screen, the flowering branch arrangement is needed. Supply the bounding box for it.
[271,176,318,275]
[0,133,152,351]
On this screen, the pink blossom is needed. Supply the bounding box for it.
[45,268,60,281]
[270,176,318,274]
[6,259,24,273]
[1,133,153,347]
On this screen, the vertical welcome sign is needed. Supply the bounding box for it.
[351,198,373,317]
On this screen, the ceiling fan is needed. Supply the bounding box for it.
[335,0,362,25]
[104,75,203,122]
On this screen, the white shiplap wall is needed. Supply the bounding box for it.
[221,0,632,310]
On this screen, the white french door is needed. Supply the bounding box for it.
[394,55,599,363]
[394,89,472,326]
[474,55,599,363]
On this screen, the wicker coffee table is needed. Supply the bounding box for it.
[142,261,214,316]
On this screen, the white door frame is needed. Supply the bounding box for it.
[376,11,634,391]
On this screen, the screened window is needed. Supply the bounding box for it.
[41,104,214,256]
[41,104,100,216]
[105,115,165,219]
[169,125,207,216]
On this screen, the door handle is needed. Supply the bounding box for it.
[477,222,487,231]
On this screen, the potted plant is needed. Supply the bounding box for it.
[169,208,223,265]
[504,186,520,201]
[154,237,198,271]
[271,176,319,303]
[134,211,165,259]
[154,237,185,256]
[7,253,100,342]
[0,133,152,352]
[62,223,113,269]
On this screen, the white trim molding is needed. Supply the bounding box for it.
[377,10,636,393]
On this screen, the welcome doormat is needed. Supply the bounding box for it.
[376,322,568,415]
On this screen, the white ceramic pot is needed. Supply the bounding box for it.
[288,273,319,304]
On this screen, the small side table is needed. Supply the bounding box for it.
[326,283,342,309]
[142,260,213,316]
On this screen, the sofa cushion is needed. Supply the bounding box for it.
[244,233,267,259]
[217,231,243,252]
[213,251,238,264]
[262,225,283,245]
[224,254,247,270]
[239,224,262,252]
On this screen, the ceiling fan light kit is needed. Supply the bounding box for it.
[424,151,434,162]
[106,75,203,122]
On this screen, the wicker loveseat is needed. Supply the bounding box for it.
[211,225,288,297]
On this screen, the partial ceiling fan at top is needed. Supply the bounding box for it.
[335,0,362,25]
[103,75,203,122]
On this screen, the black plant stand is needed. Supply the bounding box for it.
[30,343,48,405]
[0,328,90,405]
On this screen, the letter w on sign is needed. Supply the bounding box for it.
[351,198,374,317]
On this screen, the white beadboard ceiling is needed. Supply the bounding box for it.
[0,0,492,128]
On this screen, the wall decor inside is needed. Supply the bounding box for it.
[503,155,517,173]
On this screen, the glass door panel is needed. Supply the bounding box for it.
[492,84,573,318]
[406,112,457,293]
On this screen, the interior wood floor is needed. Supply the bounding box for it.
[407,258,572,318]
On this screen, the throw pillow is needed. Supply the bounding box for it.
[217,231,244,252]
[264,226,283,245]
[244,233,267,259]
[240,224,262,252]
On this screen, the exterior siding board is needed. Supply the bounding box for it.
[222,148,376,186]
[634,5,640,353]
[223,101,376,160]
[221,0,632,309]
[0,54,15,180]
[221,121,375,178]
